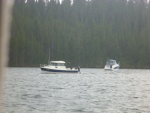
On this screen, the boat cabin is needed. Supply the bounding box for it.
[49,61,66,66]
[106,59,117,65]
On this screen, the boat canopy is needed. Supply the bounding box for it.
[50,61,65,64]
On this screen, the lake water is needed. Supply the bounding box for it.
[2,68,150,113]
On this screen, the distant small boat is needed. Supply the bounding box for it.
[104,59,120,70]
[40,61,80,73]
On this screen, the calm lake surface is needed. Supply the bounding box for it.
[2,68,150,113]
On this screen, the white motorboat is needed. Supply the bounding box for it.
[40,61,80,73]
[104,59,120,70]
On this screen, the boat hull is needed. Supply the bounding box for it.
[41,67,79,73]
[104,65,120,71]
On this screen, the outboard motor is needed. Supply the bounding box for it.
[77,66,80,73]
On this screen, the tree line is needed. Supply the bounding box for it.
[9,0,150,68]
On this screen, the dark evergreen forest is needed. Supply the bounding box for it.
[9,0,150,68]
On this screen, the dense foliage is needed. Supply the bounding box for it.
[9,0,150,68]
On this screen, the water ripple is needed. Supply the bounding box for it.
[2,68,150,113]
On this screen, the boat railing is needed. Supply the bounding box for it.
[40,64,47,67]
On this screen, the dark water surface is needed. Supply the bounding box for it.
[2,68,150,113]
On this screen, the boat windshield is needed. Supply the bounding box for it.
[50,63,65,66]
[106,60,116,65]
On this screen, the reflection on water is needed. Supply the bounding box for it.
[2,68,150,113]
